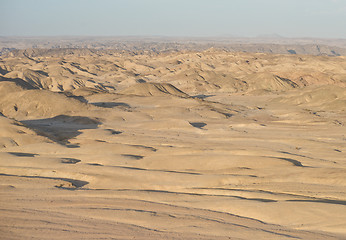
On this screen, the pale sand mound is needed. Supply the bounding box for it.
[245,73,299,92]
[0,78,93,120]
[19,69,51,89]
[120,82,190,97]
[69,86,109,97]
[275,85,346,111]
[6,67,108,92]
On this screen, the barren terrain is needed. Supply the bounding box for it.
[0,47,345,239]
[2,36,346,56]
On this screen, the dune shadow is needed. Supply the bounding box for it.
[121,154,144,160]
[267,156,305,167]
[189,122,207,129]
[0,173,88,189]
[64,94,89,103]
[91,102,130,108]
[287,199,346,206]
[21,115,101,145]
[192,94,215,99]
[88,163,103,166]
[8,152,38,157]
[106,129,123,135]
[61,158,81,164]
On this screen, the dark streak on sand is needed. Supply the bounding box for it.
[61,158,81,164]
[121,154,144,160]
[0,173,89,189]
[8,152,38,157]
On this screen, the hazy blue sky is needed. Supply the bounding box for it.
[1,0,346,38]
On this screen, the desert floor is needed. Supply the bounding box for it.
[0,49,345,239]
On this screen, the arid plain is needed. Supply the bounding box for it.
[0,47,346,239]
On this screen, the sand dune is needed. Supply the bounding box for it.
[0,89,92,120]
[120,82,190,97]
[0,48,345,239]
[275,85,346,111]
[2,48,346,95]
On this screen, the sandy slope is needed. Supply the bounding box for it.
[0,49,345,239]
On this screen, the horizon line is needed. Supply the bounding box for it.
[1,35,346,41]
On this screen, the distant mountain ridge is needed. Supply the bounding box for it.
[1,36,346,56]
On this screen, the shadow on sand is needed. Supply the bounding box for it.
[22,115,101,145]
[90,102,130,108]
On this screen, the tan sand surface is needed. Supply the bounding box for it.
[0,49,345,239]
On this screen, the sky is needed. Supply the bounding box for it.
[1,0,346,38]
